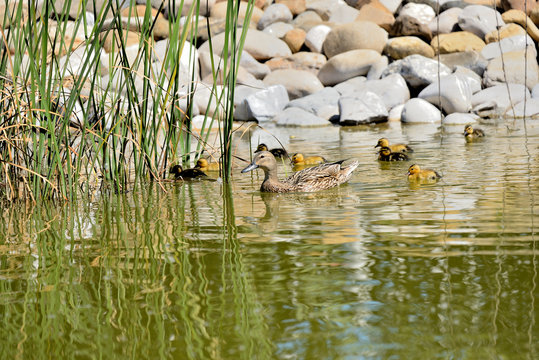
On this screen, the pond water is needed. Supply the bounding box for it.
[1,120,538,359]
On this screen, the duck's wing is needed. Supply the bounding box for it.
[285,160,358,189]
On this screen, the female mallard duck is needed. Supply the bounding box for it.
[255,143,288,158]
[464,124,485,141]
[375,138,413,153]
[242,151,358,193]
[291,153,326,166]
[195,158,220,172]
[378,146,409,161]
[169,164,208,180]
[407,164,441,183]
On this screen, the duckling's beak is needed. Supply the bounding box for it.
[241,162,259,173]
[406,171,411,175]
[374,144,380,148]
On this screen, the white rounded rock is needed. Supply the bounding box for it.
[401,98,442,123]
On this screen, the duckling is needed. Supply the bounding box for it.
[242,151,358,193]
[375,138,413,153]
[291,153,326,166]
[195,158,220,172]
[378,146,409,161]
[169,164,208,180]
[407,164,441,183]
[463,124,485,141]
[255,143,288,158]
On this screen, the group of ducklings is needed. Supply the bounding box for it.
[171,124,485,192]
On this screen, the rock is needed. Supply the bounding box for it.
[318,49,382,85]
[453,65,483,93]
[264,69,324,99]
[378,0,404,13]
[367,55,390,80]
[307,0,342,20]
[505,98,539,117]
[531,7,539,24]
[532,83,539,97]
[388,104,405,121]
[273,107,330,126]
[390,14,433,40]
[164,0,216,17]
[283,28,306,53]
[235,85,290,121]
[501,9,539,42]
[239,51,271,79]
[322,21,388,58]
[442,112,479,124]
[193,84,228,116]
[285,87,341,119]
[471,83,530,117]
[210,2,264,24]
[99,30,141,53]
[198,28,292,61]
[293,10,324,31]
[439,50,488,75]
[333,76,367,94]
[263,22,295,38]
[381,54,452,87]
[276,0,307,15]
[338,92,389,125]
[458,5,506,38]
[305,25,333,53]
[480,34,536,60]
[501,0,537,15]
[431,31,486,54]
[401,98,443,123]
[484,49,539,89]
[265,52,327,73]
[202,65,265,88]
[398,3,436,25]
[484,23,527,43]
[258,4,293,30]
[328,3,361,23]
[428,7,463,35]
[418,73,474,113]
[119,5,169,40]
[356,3,395,31]
[384,36,435,59]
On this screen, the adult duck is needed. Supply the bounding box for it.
[463,124,485,141]
[242,151,358,193]
[378,146,409,161]
[375,138,413,153]
[407,164,441,183]
[255,143,288,158]
[169,164,208,180]
[291,153,326,166]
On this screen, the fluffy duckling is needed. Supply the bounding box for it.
[463,124,485,141]
[378,146,409,161]
[169,164,208,180]
[291,153,326,166]
[242,151,358,193]
[255,143,288,158]
[375,138,413,153]
[407,164,441,183]
[195,158,220,172]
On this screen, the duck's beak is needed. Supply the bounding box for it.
[241,162,259,173]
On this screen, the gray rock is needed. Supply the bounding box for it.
[457,5,505,39]
[480,34,536,60]
[398,3,436,25]
[338,73,410,110]
[164,0,216,17]
[240,51,271,79]
[264,69,324,99]
[483,49,539,90]
[380,0,403,13]
[263,22,295,38]
[318,49,382,86]
[328,3,360,24]
[339,92,389,125]
[439,51,488,76]
[428,7,462,35]
[388,104,404,121]
[532,83,539,98]
[305,24,332,53]
[193,84,228,116]
[401,98,442,123]
[307,0,341,20]
[471,83,530,118]
[505,98,539,118]
[235,85,290,121]
[258,4,293,30]
[322,21,388,58]
[418,73,473,113]
[333,76,367,94]
[286,87,340,119]
[442,112,478,125]
[273,107,331,126]
[453,66,482,94]
[293,10,323,30]
[381,54,451,87]
[367,55,389,80]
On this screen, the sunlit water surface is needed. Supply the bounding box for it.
[1,121,538,359]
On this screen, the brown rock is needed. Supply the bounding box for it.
[119,5,169,39]
[390,14,432,41]
[501,0,538,14]
[431,31,486,54]
[502,9,539,41]
[322,21,388,58]
[284,28,307,53]
[276,0,307,15]
[100,30,141,53]
[531,6,539,24]
[485,23,526,43]
[356,3,395,31]
[293,10,327,32]
[211,2,264,25]
[384,36,435,59]
[265,52,327,73]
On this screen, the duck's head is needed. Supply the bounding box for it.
[464,125,474,135]
[242,151,277,173]
[379,146,392,156]
[375,138,389,148]
[407,164,420,175]
[255,143,268,153]
[291,153,304,164]
[170,164,183,175]
[196,158,208,168]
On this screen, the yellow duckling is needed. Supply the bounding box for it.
[195,158,220,172]
[291,153,326,166]
[241,151,358,193]
[255,143,288,158]
[375,138,413,153]
[169,164,208,180]
[407,164,441,183]
[378,146,409,161]
[464,124,485,141]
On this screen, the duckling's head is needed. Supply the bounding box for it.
[375,138,389,148]
[291,153,304,164]
[196,158,208,168]
[241,151,277,173]
[407,164,420,175]
[379,146,392,156]
[464,125,474,135]
[170,164,183,176]
[255,143,268,153]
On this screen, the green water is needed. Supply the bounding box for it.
[1,121,538,359]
